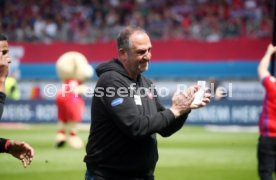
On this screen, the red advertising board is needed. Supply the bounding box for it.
[10,38,270,63]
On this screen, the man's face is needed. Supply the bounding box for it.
[124,32,152,75]
[0,40,11,63]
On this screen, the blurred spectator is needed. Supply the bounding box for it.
[30,85,41,100]
[0,0,272,43]
[5,76,20,100]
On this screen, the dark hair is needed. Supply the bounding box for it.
[117,26,146,51]
[0,34,8,41]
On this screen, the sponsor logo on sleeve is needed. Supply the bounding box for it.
[111,98,124,107]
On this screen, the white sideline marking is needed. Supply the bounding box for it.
[0,123,31,130]
[205,125,258,133]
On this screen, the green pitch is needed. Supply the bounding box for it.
[0,124,258,180]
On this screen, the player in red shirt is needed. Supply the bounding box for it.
[257,44,276,180]
[55,51,93,149]
[55,79,86,149]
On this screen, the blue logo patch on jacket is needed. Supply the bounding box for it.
[111,98,124,107]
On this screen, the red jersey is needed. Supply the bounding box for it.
[56,80,85,122]
[259,76,276,137]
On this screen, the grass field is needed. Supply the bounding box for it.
[0,124,259,180]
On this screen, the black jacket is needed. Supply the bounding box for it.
[0,92,8,153]
[84,59,189,179]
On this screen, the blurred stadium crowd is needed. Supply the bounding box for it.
[0,0,272,43]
